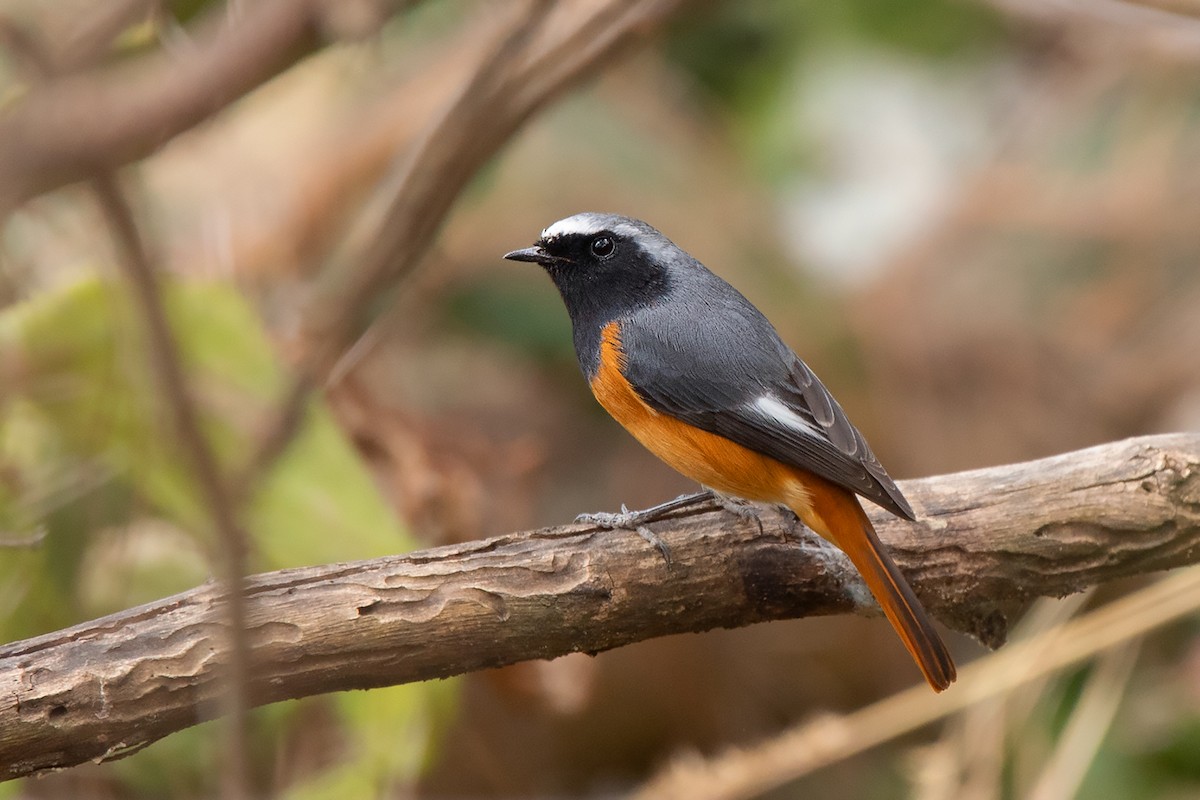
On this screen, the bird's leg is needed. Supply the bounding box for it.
[575,490,712,529]
[577,507,674,567]
[710,491,765,537]
[575,490,713,567]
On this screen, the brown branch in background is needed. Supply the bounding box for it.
[1,434,1197,781]
[236,0,557,485]
[48,0,160,73]
[90,176,254,800]
[240,0,689,488]
[1099,0,1200,20]
[984,0,1200,61]
[0,0,404,214]
[0,4,695,780]
[305,0,688,372]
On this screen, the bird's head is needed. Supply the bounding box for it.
[504,212,676,319]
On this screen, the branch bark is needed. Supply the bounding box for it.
[2,433,1199,780]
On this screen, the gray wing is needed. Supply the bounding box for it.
[620,289,915,520]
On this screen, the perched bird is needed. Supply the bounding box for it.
[504,213,955,692]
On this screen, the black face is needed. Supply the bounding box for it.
[504,227,670,375]
[503,230,619,273]
[505,229,667,317]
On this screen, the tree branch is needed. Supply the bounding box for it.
[2,434,1198,780]
[302,0,689,372]
[0,0,402,213]
[242,0,688,494]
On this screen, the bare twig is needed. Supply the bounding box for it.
[984,0,1200,61]
[90,175,253,800]
[634,564,1191,800]
[237,0,556,487]
[0,526,47,548]
[0,21,257,793]
[1026,641,1140,800]
[240,0,689,491]
[1,434,1197,781]
[304,0,685,372]
[0,0,405,214]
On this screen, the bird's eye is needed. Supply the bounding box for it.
[590,235,615,259]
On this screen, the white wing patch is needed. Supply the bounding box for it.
[752,395,820,437]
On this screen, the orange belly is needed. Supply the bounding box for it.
[590,321,815,516]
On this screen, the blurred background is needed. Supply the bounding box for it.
[2,0,1200,798]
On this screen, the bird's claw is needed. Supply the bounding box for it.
[712,493,765,537]
[576,499,699,568]
[575,505,640,529]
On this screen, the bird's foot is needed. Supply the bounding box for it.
[575,491,709,529]
[575,492,710,567]
[711,492,766,536]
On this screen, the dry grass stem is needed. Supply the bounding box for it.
[1027,641,1141,800]
[635,565,1200,800]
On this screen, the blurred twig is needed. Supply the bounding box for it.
[0,0,407,214]
[0,526,47,548]
[1026,641,1140,800]
[985,0,1200,60]
[90,174,254,800]
[1,434,1198,781]
[634,565,1185,800]
[240,0,689,492]
[0,10,270,792]
[235,0,556,491]
[919,593,1093,800]
[308,0,689,371]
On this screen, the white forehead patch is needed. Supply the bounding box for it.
[540,213,641,241]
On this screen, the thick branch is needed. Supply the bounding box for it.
[2,434,1199,780]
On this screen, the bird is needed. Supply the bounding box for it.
[504,212,955,692]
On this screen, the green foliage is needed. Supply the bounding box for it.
[441,275,576,366]
[1146,717,1200,783]
[284,680,459,800]
[0,276,454,796]
[665,0,1007,181]
[667,0,1005,117]
[668,2,808,120]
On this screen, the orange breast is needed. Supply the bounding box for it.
[590,321,814,515]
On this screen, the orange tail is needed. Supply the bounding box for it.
[796,481,956,692]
